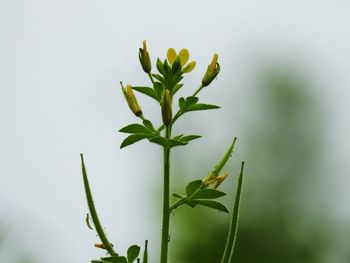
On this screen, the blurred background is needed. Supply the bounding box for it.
[1,0,350,262]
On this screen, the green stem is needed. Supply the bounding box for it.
[160,126,171,263]
[220,161,245,263]
[193,84,204,97]
[80,154,117,256]
[148,72,155,85]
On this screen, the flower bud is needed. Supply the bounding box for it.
[95,243,114,250]
[202,172,228,189]
[202,53,220,87]
[162,89,172,126]
[121,83,143,117]
[138,40,152,73]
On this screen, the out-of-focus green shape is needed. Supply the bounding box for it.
[172,69,331,263]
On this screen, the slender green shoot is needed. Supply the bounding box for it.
[221,161,245,263]
[80,154,117,257]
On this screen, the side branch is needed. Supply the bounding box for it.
[80,154,117,256]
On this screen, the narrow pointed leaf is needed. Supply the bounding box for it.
[148,136,167,147]
[132,86,158,101]
[186,180,202,197]
[168,139,187,148]
[153,82,164,101]
[127,245,140,263]
[152,74,164,82]
[179,135,201,142]
[120,134,150,149]
[173,83,183,94]
[173,134,184,140]
[220,162,245,263]
[119,124,151,134]
[172,193,185,199]
[186,103,220,112]
[142,119,155,132]
[192,189,226,199]
[187,200,229,213]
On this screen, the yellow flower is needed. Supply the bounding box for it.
[166,48,196,73]
[167,48,177,64]
[121,83,143,117]
[178,49,189,65]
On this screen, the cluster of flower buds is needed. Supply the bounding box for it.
[121,82,142,117]
[202,53,220,87]
[122,41,221,125]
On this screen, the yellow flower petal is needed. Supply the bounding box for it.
[178,49,189,65]
[167,48,177,64]
[182,61,196,73]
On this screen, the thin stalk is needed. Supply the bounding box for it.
[148,72,155,85]
[220,161,245,263]
[80,154,117,256]
[160,126,171,263]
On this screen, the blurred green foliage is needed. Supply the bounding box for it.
[171,69,331,263]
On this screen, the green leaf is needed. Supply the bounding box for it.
[172,193,185,199]
[100,256,128,263]
[120,134,150,149]
[173,134,184,140]
[186,180,202,197]
[154,82,164,101]
[119,124,151,134]
[184,96,199,108]
[91,260,110,263]
[152,74,164,82]
[156,58,164,74]
[127,245,140,263]
[186,103,220,112]
[178,97,185,110]
[168,139,187,148]
[142,119,155,132]
[132,86,157,101]
[179,135,201,143]
[187,200,229,213]
[173,83,183,94]
[148,136,167,147]
[192,189,226,199]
